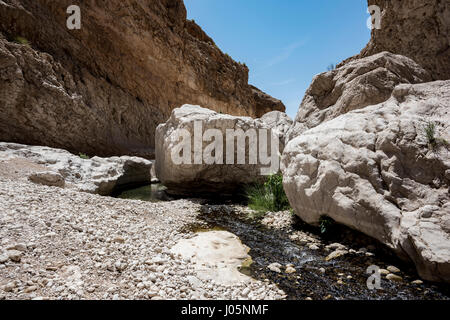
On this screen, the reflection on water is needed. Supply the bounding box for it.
[114,184,169,202]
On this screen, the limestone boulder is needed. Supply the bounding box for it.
[155,105,281,196]
[0,142,152,195]
[282,81,450,283]
[260,111,293,150]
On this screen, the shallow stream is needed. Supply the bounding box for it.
[115,184,450,300]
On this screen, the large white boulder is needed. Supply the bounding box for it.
[282,81,450,283]
[155,105,283,196]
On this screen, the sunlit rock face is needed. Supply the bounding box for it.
[282,81,450,283]
[347,0,450,80]
[155,105,286,196]
[0,0,284,159]
[287,52,431,141]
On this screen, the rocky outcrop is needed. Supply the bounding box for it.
[349,0,450,80]
[0,142,152,195]
[170,230,253,285]
[282,81,450,283]
[155,105,283,196]
[287,52,431,140]
[0,0,284,159]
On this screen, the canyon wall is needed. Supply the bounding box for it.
[0,0,284,158]
[345,0,450,80]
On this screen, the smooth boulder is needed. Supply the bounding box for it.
[155,105,283,196]
[282,81,450,283]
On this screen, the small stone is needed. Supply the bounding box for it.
[24,286,38,293]
[305,297,313,300]
[387,266,401,273]
[268,263,282,273]
[411,280,423,285]
[2,282,15,292]
[379,269,390,275]
[386,273,403,282]
[285,266,296,274]
[308,244,319,250]
[7,250,23,262]
[325,249,348,261]
[0,254,8,264]
[242,287,250,297]
[6,243,27,252]
[113,236,125,244]
[319,268,326,274]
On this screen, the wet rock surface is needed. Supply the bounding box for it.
[193,205,450,300]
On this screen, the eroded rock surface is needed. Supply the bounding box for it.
[282,81,450,283]
[170,230,253,285]
[0,0,284,158]
[155,105,283,196]
[288,52,431,140]
[355,0,450,80]
[0,142,152,195]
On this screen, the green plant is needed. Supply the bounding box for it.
[13,36,30,45]
[424,121,448,151]
[246,173,290,214]
[425,122,437,147]
[319,216,335,234]
[79,153,90,159]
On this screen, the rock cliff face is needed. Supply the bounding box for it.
[0,0,284,158]
[287,52,431,140]
[348,0,450,80]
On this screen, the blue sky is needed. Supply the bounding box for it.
[184,0,371,118]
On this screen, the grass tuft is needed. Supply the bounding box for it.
[246,173,290,214]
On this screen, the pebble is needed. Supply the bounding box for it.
[387,266,401,273]
[7,250,23,262]
[267,263,282,273]
[308,244,319,250]
[319,268,326,274]
[6,243,27,252]
[0,254,8,264]
[379,268,390,275]
[411,280,423,285]
[386,273,403,282]
[325,249,348,261]
[285,266,296,274]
